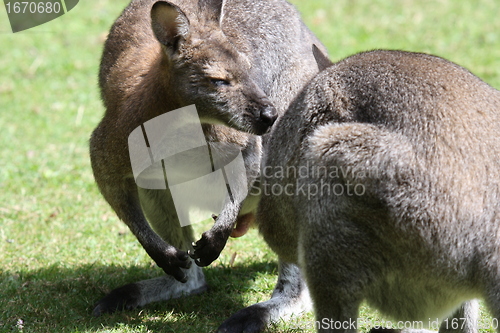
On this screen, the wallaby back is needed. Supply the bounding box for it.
[258,50,500,328]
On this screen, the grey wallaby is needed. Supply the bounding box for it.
[89,0,325,330]
[253,46,500,332]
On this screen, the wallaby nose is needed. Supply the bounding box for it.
[260,105,278,127]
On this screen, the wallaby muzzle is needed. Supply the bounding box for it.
[252,101,278,135]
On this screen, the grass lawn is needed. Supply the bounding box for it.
[1,0,499,332]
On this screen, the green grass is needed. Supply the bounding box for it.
[1,0,499,332]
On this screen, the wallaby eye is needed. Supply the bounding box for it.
[210,78,231,87]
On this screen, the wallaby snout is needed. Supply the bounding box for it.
[260,104,278,126]
[254,102,278,135]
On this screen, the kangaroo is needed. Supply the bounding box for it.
[250,47,500,332]
[90,0,325,328]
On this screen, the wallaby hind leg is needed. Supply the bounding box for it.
[93,188,207,316]
[299,123,414,332]
[299,218,366,333]
[218,261,311,333]
[306,271,360,333]
[92,266,207,316]
[306,124,481,333]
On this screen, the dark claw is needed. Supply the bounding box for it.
[188,249,197,259]
[189,233,222,267]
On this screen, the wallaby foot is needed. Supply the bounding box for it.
[93,263,207,316]
[218,261,311,333]
[93,282,143,316]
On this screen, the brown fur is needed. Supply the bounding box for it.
[90,0,325,328]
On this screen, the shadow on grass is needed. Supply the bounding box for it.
[0,261,278,333]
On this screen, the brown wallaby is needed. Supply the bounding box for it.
[89,0,325,328]
[250,47,500,332]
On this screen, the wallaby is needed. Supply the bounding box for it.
[90,0,325,328]
[251,47,500,332]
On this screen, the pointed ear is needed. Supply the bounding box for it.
[194,0,225,25]
[151,1,190,55]
[312,44,333,72]
[216,0,225,24]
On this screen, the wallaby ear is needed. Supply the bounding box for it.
[312,44,333,72]
[198,0,224,24]
[151,1,190,55]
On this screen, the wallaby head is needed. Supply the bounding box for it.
[150,0,277,135]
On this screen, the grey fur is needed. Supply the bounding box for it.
[258,49,500,332]
[90,0,324,328]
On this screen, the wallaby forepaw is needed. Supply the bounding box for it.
[156,250,192,283]
[189,231,227,267]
